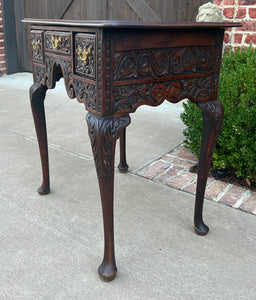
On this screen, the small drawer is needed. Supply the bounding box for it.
[75,33,96,79]
[44,31,71,55]
[31,30,44,64]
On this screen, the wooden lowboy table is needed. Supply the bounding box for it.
[24,19,240,281]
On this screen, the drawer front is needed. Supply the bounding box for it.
[31,30,44,64]
[75,33,96,79]
[44,31,71,55]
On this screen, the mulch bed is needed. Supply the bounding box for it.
[189,164,256,191]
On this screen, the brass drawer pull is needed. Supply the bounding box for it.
[32,40,41,53]
[78,46,92,65]
[51,36,62,50]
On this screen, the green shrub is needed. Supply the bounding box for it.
[180,46,256,183]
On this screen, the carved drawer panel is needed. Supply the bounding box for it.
[113,46,215,82]
[75,33,96,79]
[44,31,71,55]
[31,30,44,64]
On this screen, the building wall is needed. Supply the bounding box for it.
[214,0,256,48]
[0,0,6,75]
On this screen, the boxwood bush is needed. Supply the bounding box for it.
[180,46,256,183]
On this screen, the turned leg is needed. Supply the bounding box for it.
[30,84,50,195]
[86,112,131,281]
[194,100,224,235]
[118,128,129,173]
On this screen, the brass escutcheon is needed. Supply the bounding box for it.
[51,36,62,50]
[32,40,41,53]
[78,46,92,65]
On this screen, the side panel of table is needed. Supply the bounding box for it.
[109,28,223,115]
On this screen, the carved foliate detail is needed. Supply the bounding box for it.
[197,100,224,156]
[32,64,46,85]
[45,56,74,98]
[45,32,71,55]
[75,34,96,79]
[113,76,215,114]
[86,113,131,185]
[114,46,215,81]
[197,100,224,132]
[45,57,55,87]
[31,31,44,64]
[73,79,97,111]
[32,53,98,109]
[30,29,100,112]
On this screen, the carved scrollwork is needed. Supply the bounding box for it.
[75,34,96,79]
[168,48,213,74]
[45,56,74,98]
[113,46,215,81]
[32,64,46,85]
[32,54,99,108]
[113,76,214,114]
[73,79,96,111]
[30,30,100,112]
[151,84,166,101]
[114,54,137,80]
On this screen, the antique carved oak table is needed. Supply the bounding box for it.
[24,19,239,281]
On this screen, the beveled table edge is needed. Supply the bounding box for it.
[22,18,241,29]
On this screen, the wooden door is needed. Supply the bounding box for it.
[19,0,211,71]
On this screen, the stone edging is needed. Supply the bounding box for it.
[137,144,256,215]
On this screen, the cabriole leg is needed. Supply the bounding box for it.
[118,128,129,173]
[194,100,224,235]
[30,84,50,195]
[86,112,131,281]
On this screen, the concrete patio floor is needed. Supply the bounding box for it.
[0,73,256,299]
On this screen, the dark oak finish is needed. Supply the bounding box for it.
[118,128,129,173]
[24,19,240,281]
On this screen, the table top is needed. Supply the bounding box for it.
[23,18,241,29]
